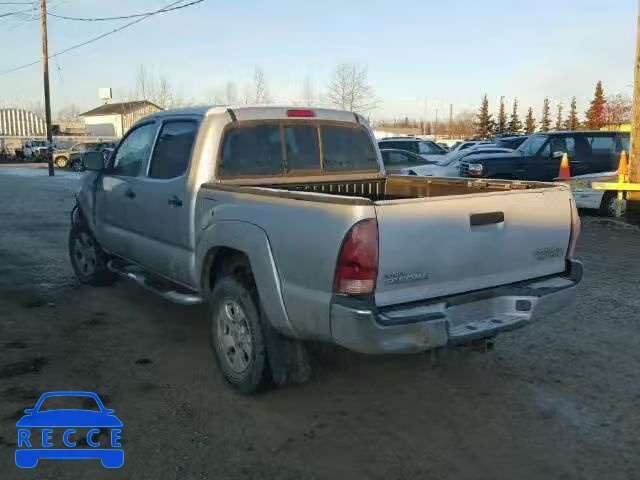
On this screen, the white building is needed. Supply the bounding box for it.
[79,101,162,137]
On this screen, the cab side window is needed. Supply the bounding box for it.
[112,123,157,177]
[148,121,198,179]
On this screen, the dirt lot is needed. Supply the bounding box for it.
[0,168,639,480]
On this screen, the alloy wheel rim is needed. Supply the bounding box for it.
[74,233,97,276]
[216,299,253,374]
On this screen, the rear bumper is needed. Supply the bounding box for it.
[329,260,582,354]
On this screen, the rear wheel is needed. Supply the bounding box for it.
[209,274,269,394]
[69,225,116,286]
[71,158,85,172]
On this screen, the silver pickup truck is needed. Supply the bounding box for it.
[70,106,582,393]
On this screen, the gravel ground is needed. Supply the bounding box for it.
[0,168,638,480]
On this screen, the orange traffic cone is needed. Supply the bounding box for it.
[617,151,628,178]
[557,152,571,180]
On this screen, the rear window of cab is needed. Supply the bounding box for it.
[218,123,378,177]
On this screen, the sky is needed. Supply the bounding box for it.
[0,0,636,122]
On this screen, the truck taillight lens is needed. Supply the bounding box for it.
[567,199,581,259]
[334,219,378,295]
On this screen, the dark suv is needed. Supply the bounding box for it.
[459,131,629,181]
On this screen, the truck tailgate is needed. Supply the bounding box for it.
[374,188,572,307]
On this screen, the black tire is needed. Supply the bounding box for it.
[209,274,270,394]
[54,156,68,168]
[71,158,85,172]
[68,224,116,286]
[599,191,626,217]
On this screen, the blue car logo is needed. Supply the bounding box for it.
[15,391,123,468]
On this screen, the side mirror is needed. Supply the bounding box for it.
[84,151,105,171]
[23,409,34,414]
[552,151,565,159]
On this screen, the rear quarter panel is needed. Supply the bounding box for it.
[196,187,375,341]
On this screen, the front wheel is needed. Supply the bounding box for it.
[209,275,269,394]
[69,225,116,286]
[54,156,68,168]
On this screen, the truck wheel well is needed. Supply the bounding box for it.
[203,247,253,292]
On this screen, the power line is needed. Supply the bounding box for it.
[0,0,200,76]
[47,0,203,22]
[0,4,36,17]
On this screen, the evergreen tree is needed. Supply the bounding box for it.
[475,94,494,139]
[525,107,536,134]
[496,96,507,134]
[554,101,564,130]
[585,80,606,129]
[565,96,579,130]
[540,98,551,132]
[507,98,523,133]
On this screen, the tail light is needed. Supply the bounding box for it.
[334,219,378,295]
[567,199,581,259]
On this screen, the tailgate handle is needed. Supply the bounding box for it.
[470,211,504,226]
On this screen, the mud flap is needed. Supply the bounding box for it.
[262,322,311,386]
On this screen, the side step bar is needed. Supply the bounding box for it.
[107,261,204,305]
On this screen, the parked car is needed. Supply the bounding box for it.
[69,105,582,394]
[448,140,492,153]
[54,141,116,170]
[495,135,529,150]
[21,140,53,161]
[569,170,627,217]
[379,148,436,173]
[405,147,516,176]
[458,131,630,181]
[377,137,447,161]
[436,142,450,151]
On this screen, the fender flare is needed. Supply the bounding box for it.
[196,221,296,337]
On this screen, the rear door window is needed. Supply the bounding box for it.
[219,125,283,176]
[587,135,615,154]
[322,126,378,172]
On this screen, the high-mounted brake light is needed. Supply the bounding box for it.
[567,198,581,259]
[334,219,378,295]
[287,109,315,118]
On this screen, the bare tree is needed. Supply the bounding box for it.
[301,76,315,106]
[58,103,80,121]
[325,63,377,113]
[253,66,270,104]
[225,81,238,104]
[603,93,632,127]
[242,83,252,104]
[157,75,173,109]
[135,65,155,101]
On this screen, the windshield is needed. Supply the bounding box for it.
[436,150,466,166]
[517,134,548,156]
[38,395,101,412]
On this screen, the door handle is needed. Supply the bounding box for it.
[168,195,183,207]
[470,211,504,226]
[124,188,136,199]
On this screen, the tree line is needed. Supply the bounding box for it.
[475,81,631,138]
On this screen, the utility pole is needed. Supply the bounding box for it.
[627,1,640,222]
[41,0,54,176]
[449,103,453,139]
[423,97,427,135]
[434,108,438,139]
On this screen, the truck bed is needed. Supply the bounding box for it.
[205,176,560,204]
